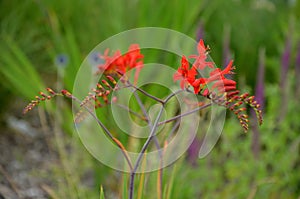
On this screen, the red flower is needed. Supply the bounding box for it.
[191,77,207,94]
[208,60,235,81]
[173,40,263,132]
[98,44,144,83]
[211,79,236,93]
[189,39,214,70]
[98,49,117,73]
[189,61,236,95]
[207,60,236,93]
[126,44,144,69]
[125,44,144,84]
[174,42,237,96]
[173,56,197,89]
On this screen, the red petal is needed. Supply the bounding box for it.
[197,39,206,54]
[173,72,183,82]
[221,60,234,75]
[202,89,210,96]
[223,79,236,86]
[180,80,185,89]
[224,86,237,92]
[210,68,222,77]
[181,56,189,71]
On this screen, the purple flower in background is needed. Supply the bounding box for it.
[187,137,202,166]
[295,42,300,98]
[251,47,265,159]
[187,22,204,166]
[222,25,232,68]
[296,42,300,71]
[276,27,293,128]
[55,54,69,68]
[89,52,102,65]
[196,21,204,41]
[255,48,265,111]
[88,52,103,74]
[280,36,291,89]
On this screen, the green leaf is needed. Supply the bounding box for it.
[100,185,105,199]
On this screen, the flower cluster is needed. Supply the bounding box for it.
[173,39,263,131]
[80,76,117,109]
[23,39,263,199]
[23,88,58,114]
[23,45,143,119]
[24,40,262,132]
[97,44,144,84]
[22,75,117,116]
[173,39,235,95]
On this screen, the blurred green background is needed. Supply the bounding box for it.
[0,0,300,198]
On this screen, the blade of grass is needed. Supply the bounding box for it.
[4,37,45,89]
[164,164,178,199]
[157,167,163,199]
[122,172,128,199]
[64,25,82,90]
[100,185,105,199]
[41,184,60,199]
[0,41,46,99]
[137,152,147,199]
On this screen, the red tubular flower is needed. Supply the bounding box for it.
[189,39,214,70]
[208,60,235,81]
[173,39,263,132]
[203,60,237,94]
[173,56,197,89]
[98,49,116,73]
[211,79,236,93]
[97,44,144,83]
[190,63,236,95]
[112,50,126,73]
[126,44,144,69]
[126,44,144,84]
[191,77,207,94]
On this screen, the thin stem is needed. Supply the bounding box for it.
[158,103,212,126]
[128,89,184,199]
[129,105,165,199]
[127,81,164,104]
[163,90,184,104]
[115,103,148,121]
[132,90,150,123]
[167,118,181,141]
[132,90,161,152]
[71,96,133,171]
[73,96,113,139]
[132,88,163,198]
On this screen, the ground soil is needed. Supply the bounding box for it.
[0,124,54,199]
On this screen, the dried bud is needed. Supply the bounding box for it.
[61,90,73,98]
